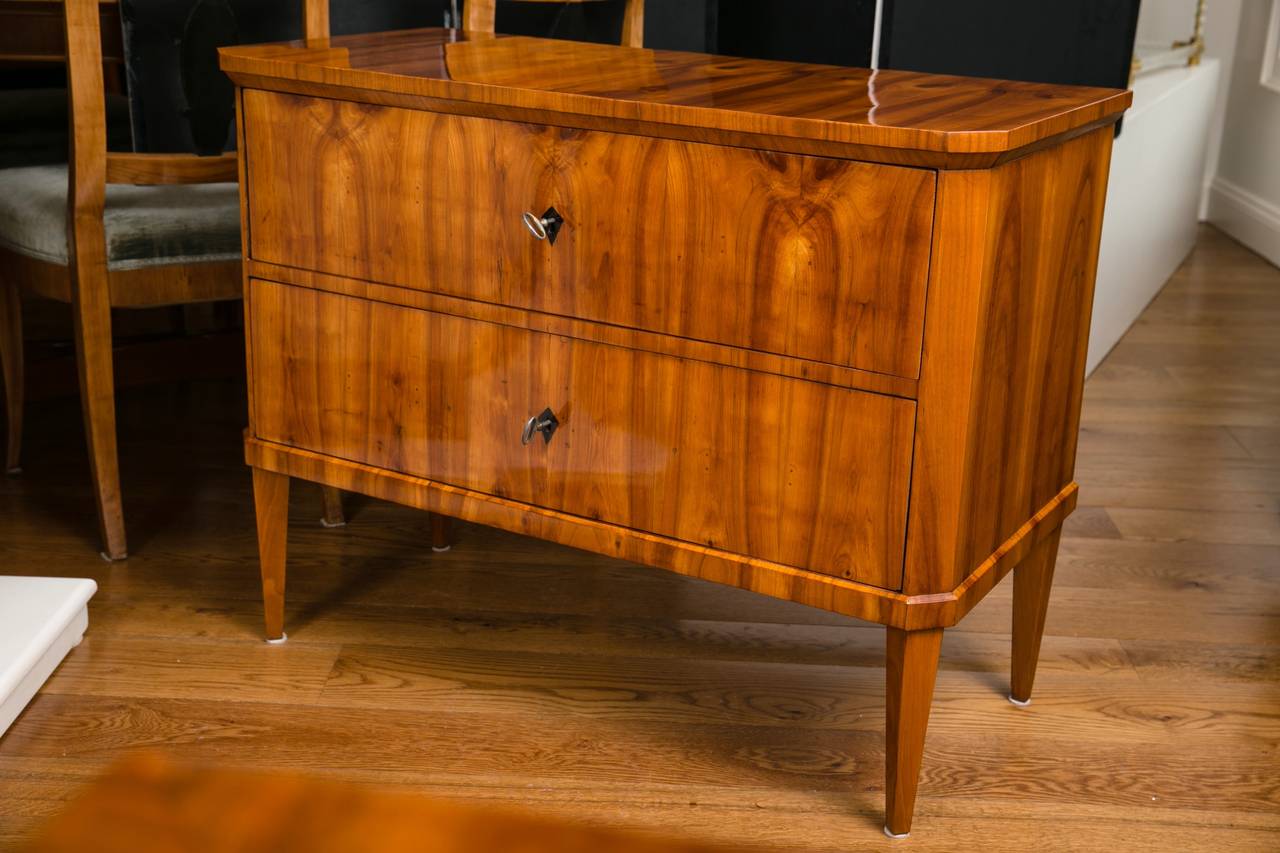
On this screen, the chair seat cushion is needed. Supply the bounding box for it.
[0,165,241,271]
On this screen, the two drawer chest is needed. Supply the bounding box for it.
[221,29,1130,837]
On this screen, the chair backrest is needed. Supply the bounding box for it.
[61,0,240,292]
[303,0,645,47]
[464,0,643,47]
[121,0,441,155]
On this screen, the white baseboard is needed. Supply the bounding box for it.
[1206,177,1280,268]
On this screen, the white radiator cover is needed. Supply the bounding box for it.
[1088,59,1221,375]
[0,576,97,737]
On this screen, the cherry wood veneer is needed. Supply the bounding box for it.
[220,29,1130,167]
[248,279,914,588]
[223,28,1129,838]
[243,90,935,378]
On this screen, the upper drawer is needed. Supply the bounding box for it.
[242,91,935,379]
[248,279,915,590]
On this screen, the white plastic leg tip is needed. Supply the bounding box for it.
[431,545,452,553]
[1008,694,1032,707]
[266,633,288,645]
[883,827,910,840]
[5,466,21,475]
[319,517,347,528]
[100,551,127,562]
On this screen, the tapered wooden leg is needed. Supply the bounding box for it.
[319,485,346,527]
[430,513,454,552]
[885,626,943,838]
[71,282,127,560]
[253,467,290,642]
[1011,526,1062,705]
[0,281,22,474]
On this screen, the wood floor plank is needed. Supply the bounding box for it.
[1075,422,1254,460]
[1105,507,1280,547]
[37,636,342,705]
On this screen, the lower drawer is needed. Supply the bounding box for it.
[248,280,915,589]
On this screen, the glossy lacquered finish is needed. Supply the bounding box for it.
[225,27,1128,838]
[242,90,935,377]
[219,28,1130,167]
[248,279,915,588]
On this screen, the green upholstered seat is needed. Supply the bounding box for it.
[0,164,241,271]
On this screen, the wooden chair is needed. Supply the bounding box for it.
[0,0,243,560]
[0,0,362,560]
[303,0,645,46]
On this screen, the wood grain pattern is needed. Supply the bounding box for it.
[22,754,730,853]
[302,0,328,42]
[242,438,1074,633]
[218,28,1131,167]
[904,126,1115,595]
[105,152,239,186]
[0,251,242,309]
[242,91,935,378]
[244,260,917,399]
[0,226,1274,853]
[247,279,915,588]
[1011,526,1061,704]
[884,627,943,838]
[64,0,125,560]
[253,466,289,641]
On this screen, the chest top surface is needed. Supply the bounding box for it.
[220,27,1131,161]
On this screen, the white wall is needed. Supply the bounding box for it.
[1132,0,1245,218]
[1205,0,1280,267]
[1088,60,1221,374]
[1085,0,1268,374]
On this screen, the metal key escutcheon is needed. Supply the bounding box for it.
[521,407,559,445]
[522,207,564,245]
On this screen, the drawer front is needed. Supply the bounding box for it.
[249,280,915,589]
[243,90,935,379]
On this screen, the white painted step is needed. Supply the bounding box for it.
[0,576,97,737]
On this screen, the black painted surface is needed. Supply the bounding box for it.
[880,0,1141,91]
[711,0,876,67]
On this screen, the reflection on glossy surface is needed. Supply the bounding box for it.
[248,279,914,589]
[242,89,936,378]
[220,27,1131,155]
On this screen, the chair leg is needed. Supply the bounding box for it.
[0,281,22,474]
[253,466,290,643]
[431,512,454,552]
[319,485,346,527]
[884,626,943,838]
[1011,526,1062,706]
[71,285,127,560]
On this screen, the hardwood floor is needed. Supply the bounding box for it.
[1,226,1277,850]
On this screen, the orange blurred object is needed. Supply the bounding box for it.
[24,753,735,853]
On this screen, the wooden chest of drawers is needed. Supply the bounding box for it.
[222,30,1130,838]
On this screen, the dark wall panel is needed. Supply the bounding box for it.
[880,0,1141,90]
[711,0,876,66]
